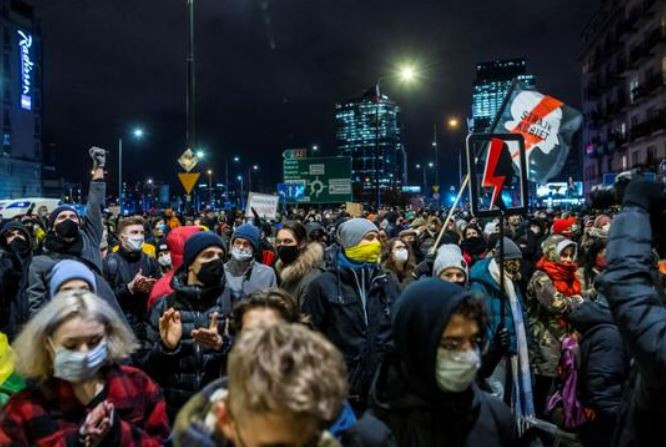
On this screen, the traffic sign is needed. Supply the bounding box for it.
[282,148,308,160]
[178,172,200,194]
[283,156,352,204]
[178,148,199,172]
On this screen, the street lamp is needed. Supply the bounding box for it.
[312,144,319,154]
[196,150,205,159]
[118,126,145,211]
[447,116,463,184]
[225,155,240,206]
[248,165,260,192]
[398,65,416,83]
[237,175,245,208]
[206,169,213,208]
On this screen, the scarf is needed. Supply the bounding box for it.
[536,258,581,296]
[461,236,487,256]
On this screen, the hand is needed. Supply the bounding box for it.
[135,277,157,295]
[489,327,510,356]
[159,308,182,350]
[191,313,223,351]
[623,178,665,215]
[89,146,107,168]
[80,401,114,447]
[128,269,146,294]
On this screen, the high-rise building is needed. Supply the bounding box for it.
[0,0,43,199]
[471,58,536,132]
[581,0,665,193]
[335,87,404,197]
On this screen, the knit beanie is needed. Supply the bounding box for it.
[183,231,225,270]
[48,205,79,229]
[552,216,577,235]
[495,237,522,260]
[49,260,97,298]
[433,244,468,279]
[231,224,260,252]
[337,218,378,249]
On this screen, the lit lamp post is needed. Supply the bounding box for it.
[225,155,239,206]
[118,127,145,211]
[311,144,319,155]
[447,117,462,184]
[237,175,245,209]
[374,65,418,209]
[206,169,213,208]
[248,164,259,193]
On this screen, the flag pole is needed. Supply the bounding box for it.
[429,174,469,256]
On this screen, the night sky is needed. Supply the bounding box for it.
[32,0,600,195]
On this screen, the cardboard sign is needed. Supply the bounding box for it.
[245,192,280,220]
[345,202,363,217]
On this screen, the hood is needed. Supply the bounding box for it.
[0,220,33,250]
[568,297,614,334]
[167,226,202,270]
[276,242,324,285]
[391,278,470,402]
[469,257,500,292]
[541,234,577,263]
[173,378,229,447]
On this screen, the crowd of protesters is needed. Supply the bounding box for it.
[0,148,664,446]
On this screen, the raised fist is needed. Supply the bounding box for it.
[89,146,107,169]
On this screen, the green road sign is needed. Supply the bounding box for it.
[283,156,353,203]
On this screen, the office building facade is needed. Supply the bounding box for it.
[581,0,666,192]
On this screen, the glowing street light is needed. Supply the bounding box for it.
[233,156,240,162]
[196,150,205,159]
[133,128,145,139]
[147,178,153,185]
[447,117,460,129]
[428,162,434,168]
[206,169,212,175]
[312,145,319,152]
[398,65,416,83]
[252,164,259,171]
[415,163,421,169]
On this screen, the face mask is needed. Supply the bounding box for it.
[52,339,108,382]
[231,246,253,262]
[277,245,300,265]
[503,260,521,280]
[393,247,409,264]
[9,237,31,255]
[345,239,381,264]
[530,225,542,235]
[197,258,224,287]
[126,236,144,252]
[55,219,79,239]
[158,253,172,267]
[435,347,481,393]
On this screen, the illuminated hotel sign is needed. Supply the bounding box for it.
[18,30,34,111]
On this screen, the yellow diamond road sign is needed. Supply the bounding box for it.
[178,148,199,172]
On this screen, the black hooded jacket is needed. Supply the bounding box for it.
[0,221,33,339]
[366,279,516,446]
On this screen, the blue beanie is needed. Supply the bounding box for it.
[49,205,79,229]
[183,231,225,270]
[49,260,97,298]
[231,224,260,252]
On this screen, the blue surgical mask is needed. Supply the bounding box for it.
[52,339,108,382]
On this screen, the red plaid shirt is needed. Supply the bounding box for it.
[0,365,170,447]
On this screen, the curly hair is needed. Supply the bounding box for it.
[227,324,348,425]
[381,237,415,277]
[230,288,304,334]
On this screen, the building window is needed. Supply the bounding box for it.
[629,76,639,103]
[646,145,656,165]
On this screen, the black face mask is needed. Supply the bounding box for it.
[8,237,31,256]
[197,258,224,288]
[462,236,487,256]
[277,245,300,265]
[55,219,79,239]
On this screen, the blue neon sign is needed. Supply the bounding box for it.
[18,30,34,111]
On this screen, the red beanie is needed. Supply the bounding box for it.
[553,216,577,235]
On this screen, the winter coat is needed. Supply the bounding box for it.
[148,226,202,309]
[381,264,414,292]
[0,222,32,340]
[303,248,400,403]
[569,297,629,446]
[0,365,170,447]
[103,247,161,341]
[142,271,231,420]
[366,278,517,446]
[469,258,524,355]
[223,258,277,301]
[274,242,325,307]
[597,206,666,447]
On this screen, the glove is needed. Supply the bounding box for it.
[478,327,510,380]
[623,178,665,215]
[89,146,107,169]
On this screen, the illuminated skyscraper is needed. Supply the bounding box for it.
[336,88,404,197]
[471,58,536,132]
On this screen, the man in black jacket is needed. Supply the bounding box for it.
[103,215,160,340]
[143,231,230,421]
[365,278,516,446]
[0,221,33,339]
[303,218,400,415]
[597,178,666,447]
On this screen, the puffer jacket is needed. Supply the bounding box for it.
[303,247,400,404]
[142,271,230,420]
[274,242,325,307]
[526,234,584,378]
[597,206,666,447]
[0,222,33,340]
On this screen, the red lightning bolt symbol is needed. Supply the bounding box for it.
[482,138,507,209]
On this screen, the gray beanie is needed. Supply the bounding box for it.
[337,218,378,249]
[433,244,468,279]
[495,237,522,260]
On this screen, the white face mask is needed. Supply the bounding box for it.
[52,339,108,382]
[126,236,144,252]
[393,247,409,263]
[158,253,172,267]
[231,246,253,262]
[435,347,480,393]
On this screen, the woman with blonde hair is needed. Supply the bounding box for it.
[0,290,170,446]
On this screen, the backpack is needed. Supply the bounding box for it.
[545,334,588,430]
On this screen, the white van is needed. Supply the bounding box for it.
[0,198,62,219]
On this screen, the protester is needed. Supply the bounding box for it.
[224,223,277,302]
[460,224,488,267]
[0,221,33,339]
[156,240,173,274]
[274,221,325,307]
[380,237,415,290]
[171,324,347,447]
[365,279,517,445]
[48,259,97,297]
[433,243,469,288]
[304,218,400,414]
[142,231,230,420]
[0,290,170,446]
[230,288,303,333]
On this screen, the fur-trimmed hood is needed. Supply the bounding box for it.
[276,242,325,285]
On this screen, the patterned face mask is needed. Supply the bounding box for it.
[503,259,521,280]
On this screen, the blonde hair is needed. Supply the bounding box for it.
[12,290,138,381]
[227,324,347,425]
